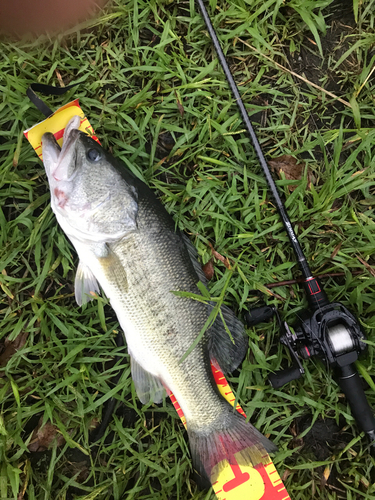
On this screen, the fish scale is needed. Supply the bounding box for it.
[106,210,220,424]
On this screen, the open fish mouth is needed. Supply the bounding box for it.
[42,115,82,182]
[53,115,82,181]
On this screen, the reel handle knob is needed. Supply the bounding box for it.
[245,305,276,326]
[337,364,375,447]
[269,365,303,389]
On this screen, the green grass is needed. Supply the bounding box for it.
[1,0,375,498]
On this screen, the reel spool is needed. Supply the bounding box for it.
[327,324,354,356]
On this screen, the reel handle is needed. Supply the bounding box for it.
[337,364,375,447]
[269,365,303,389]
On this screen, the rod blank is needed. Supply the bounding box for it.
[196,0,313,280]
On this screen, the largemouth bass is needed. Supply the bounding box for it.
[41,115,276,485]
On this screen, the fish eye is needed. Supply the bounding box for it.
[87,148,101,162]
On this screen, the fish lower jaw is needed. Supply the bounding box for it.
[52,166,79,183]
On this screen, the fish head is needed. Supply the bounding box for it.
[42,116,138,244]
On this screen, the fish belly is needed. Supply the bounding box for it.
[73,233,221,427]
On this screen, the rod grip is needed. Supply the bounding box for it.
[269,365,302,389]
[337,364,375,437]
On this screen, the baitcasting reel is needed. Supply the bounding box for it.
[245,300,375,447]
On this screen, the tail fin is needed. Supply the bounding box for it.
[188,409,277,486]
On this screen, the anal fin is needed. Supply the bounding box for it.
[75,261,100,306]
[130,356,165,404]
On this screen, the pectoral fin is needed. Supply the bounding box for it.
[130,356,165,404]
[75,261,101,306]
[97,247,128,293]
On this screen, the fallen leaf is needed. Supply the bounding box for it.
[174,90,184,118]
[1,282,14,299]
[269,155,312,192]
[330,242,342,259]
[360,475,370,489]
[351,169,365,177]
[87,417,100,430]
[28,418,65,452]
[155,156,168,168]
[289,420,298,437]
[320,464,332,487]
[55,68,65,87]
[208,242,231,269]
[282,469,292,482]
[202,259,214,281]
[17,465,29,500]
[0,331,29,376]
[357,255,375,278]
[69,461,90,483]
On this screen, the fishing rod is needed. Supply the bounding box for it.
[196,0,375,448]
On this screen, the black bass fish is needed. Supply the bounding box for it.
[41,115,276,485]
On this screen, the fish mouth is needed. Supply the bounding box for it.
[42,115,82,182]
[53,115,82,181]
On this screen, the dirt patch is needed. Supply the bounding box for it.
[288,1,358,92]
